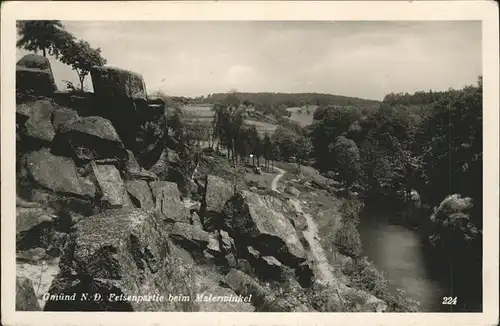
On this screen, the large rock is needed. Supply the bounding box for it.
[53,116,128,164]
[223,191,306,267]
[16,203,57,233]
[16,276,41,311]
[219,230,235,254]
[91,163,126,209]
[90,66,147,100]
[90,66,167,169]
[149,181,190,223]
[125,150,158,182]
[169,222,210,251]
[147,147,170,179]
[203,175,234,213]
[126,180,155,210]
[44,209,198,311]
[51,106,81,133]
[16,218,69,259]
[24,148,95,198]
[17,99,56,144]
[16,54,56,97]
[222,269,271,309]
[200,175,234,232]
[285,186,301,197]
[190,211,203,229]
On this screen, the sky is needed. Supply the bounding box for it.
[16,20,482,101]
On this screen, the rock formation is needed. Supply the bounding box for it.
[16,54,57,97]
[14,54,390,313]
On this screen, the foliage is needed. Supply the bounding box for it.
[416,82,482,211]
[334,220,362,258]
[294,136,313,167]
[348,257,389,299]
[16,20,73,58]
[330,136,361,188]
[272,126,298,161]
[429,194,482,257]
[59,39,107,91]
[16,20,106,93]
[344,257,420,312]
[210,94,247,163]
[310,106,363,171]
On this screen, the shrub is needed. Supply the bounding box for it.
[349,257,389,299]
[386,289,420,312]
[305,282,343,312]
[334,220,362,258]
[338,196,364,225]
[346,256,420,312]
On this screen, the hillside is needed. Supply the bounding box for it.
[203,92,381,108]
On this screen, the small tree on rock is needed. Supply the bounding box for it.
[60,39,107,91]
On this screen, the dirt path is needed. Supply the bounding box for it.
[270,168,337,286]
[271,167,286,192]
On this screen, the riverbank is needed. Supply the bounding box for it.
[270,165,419,312]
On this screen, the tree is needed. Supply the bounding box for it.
[253,134,263,166]
[60,39,107,91]
[331,136,361,188]
[211,102,246,163]
[295,136,313,167]
[263,133,273,169]
[16,20,72,58]
[310,105,363,171]
[272,126,298,162]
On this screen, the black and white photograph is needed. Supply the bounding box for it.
[2,1,499,326]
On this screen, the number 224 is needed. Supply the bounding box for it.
[442,297,458,305]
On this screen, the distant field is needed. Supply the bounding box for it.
[244,119,278,136]
[181,104,279,136]
[286,105,318,127]
[182,105,214,120]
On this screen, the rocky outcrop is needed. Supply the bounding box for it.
[91,163,127,209]
[90,66,147,100]
[16,54,56,97]
[53,116,128,165]
[16,276,41,311]
[51,106,81,132]
[17,99,56,145]
[125,150,158,181]
[169,222,210,251]
[44,209,198,311]
[223,191,306,267]
[90,66,167,169]
[150,181,190,223]
[16,202,57,233]
[126,180,155,210]
[22,148,96,203]
[222,269,271,309]
[200,175,235,232]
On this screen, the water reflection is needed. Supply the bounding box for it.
[358,212,449,312]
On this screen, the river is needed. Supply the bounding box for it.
[357,211,481,312]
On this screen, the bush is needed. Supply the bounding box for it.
[346,256,420,312]
[338,196,364,224]
[386,289,420,312]
[348,257,389,299]
[334,220,362,258]
[306,283,343,312]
